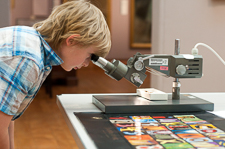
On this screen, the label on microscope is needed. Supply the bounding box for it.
[149,58,168,66]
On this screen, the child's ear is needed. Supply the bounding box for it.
[66,34,80,46]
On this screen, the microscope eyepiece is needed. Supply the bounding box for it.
[91,54,99,62]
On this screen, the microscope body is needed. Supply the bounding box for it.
[110,53,203,87]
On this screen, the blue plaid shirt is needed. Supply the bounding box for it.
[0,26,63,120]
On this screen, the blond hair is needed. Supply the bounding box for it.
[33,0,111,58]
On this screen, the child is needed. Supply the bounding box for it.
[0,0,111,148]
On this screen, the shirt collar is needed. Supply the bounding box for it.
[38,32,63,66]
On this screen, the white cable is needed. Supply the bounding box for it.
[192,43,225,65]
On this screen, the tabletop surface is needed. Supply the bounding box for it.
[56,92,225,149]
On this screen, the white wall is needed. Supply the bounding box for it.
[151,0,225,93]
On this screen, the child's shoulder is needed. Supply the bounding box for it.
[0,26,44,66]
[0,25,37,33]
[0,26,40,42]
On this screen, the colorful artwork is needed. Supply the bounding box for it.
[109,115,225,149]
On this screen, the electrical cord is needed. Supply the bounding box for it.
[192,43,225,65]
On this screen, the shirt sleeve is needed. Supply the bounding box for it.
[0,56,40,115]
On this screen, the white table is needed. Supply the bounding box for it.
[56,93,225,149]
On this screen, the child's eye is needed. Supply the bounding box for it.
[87,54,92,59]
[86,55,91,60]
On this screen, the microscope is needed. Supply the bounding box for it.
[91,39,214,113]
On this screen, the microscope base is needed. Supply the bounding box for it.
[92,94,214,113]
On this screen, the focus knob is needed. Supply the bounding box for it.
[176,65,186,75]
